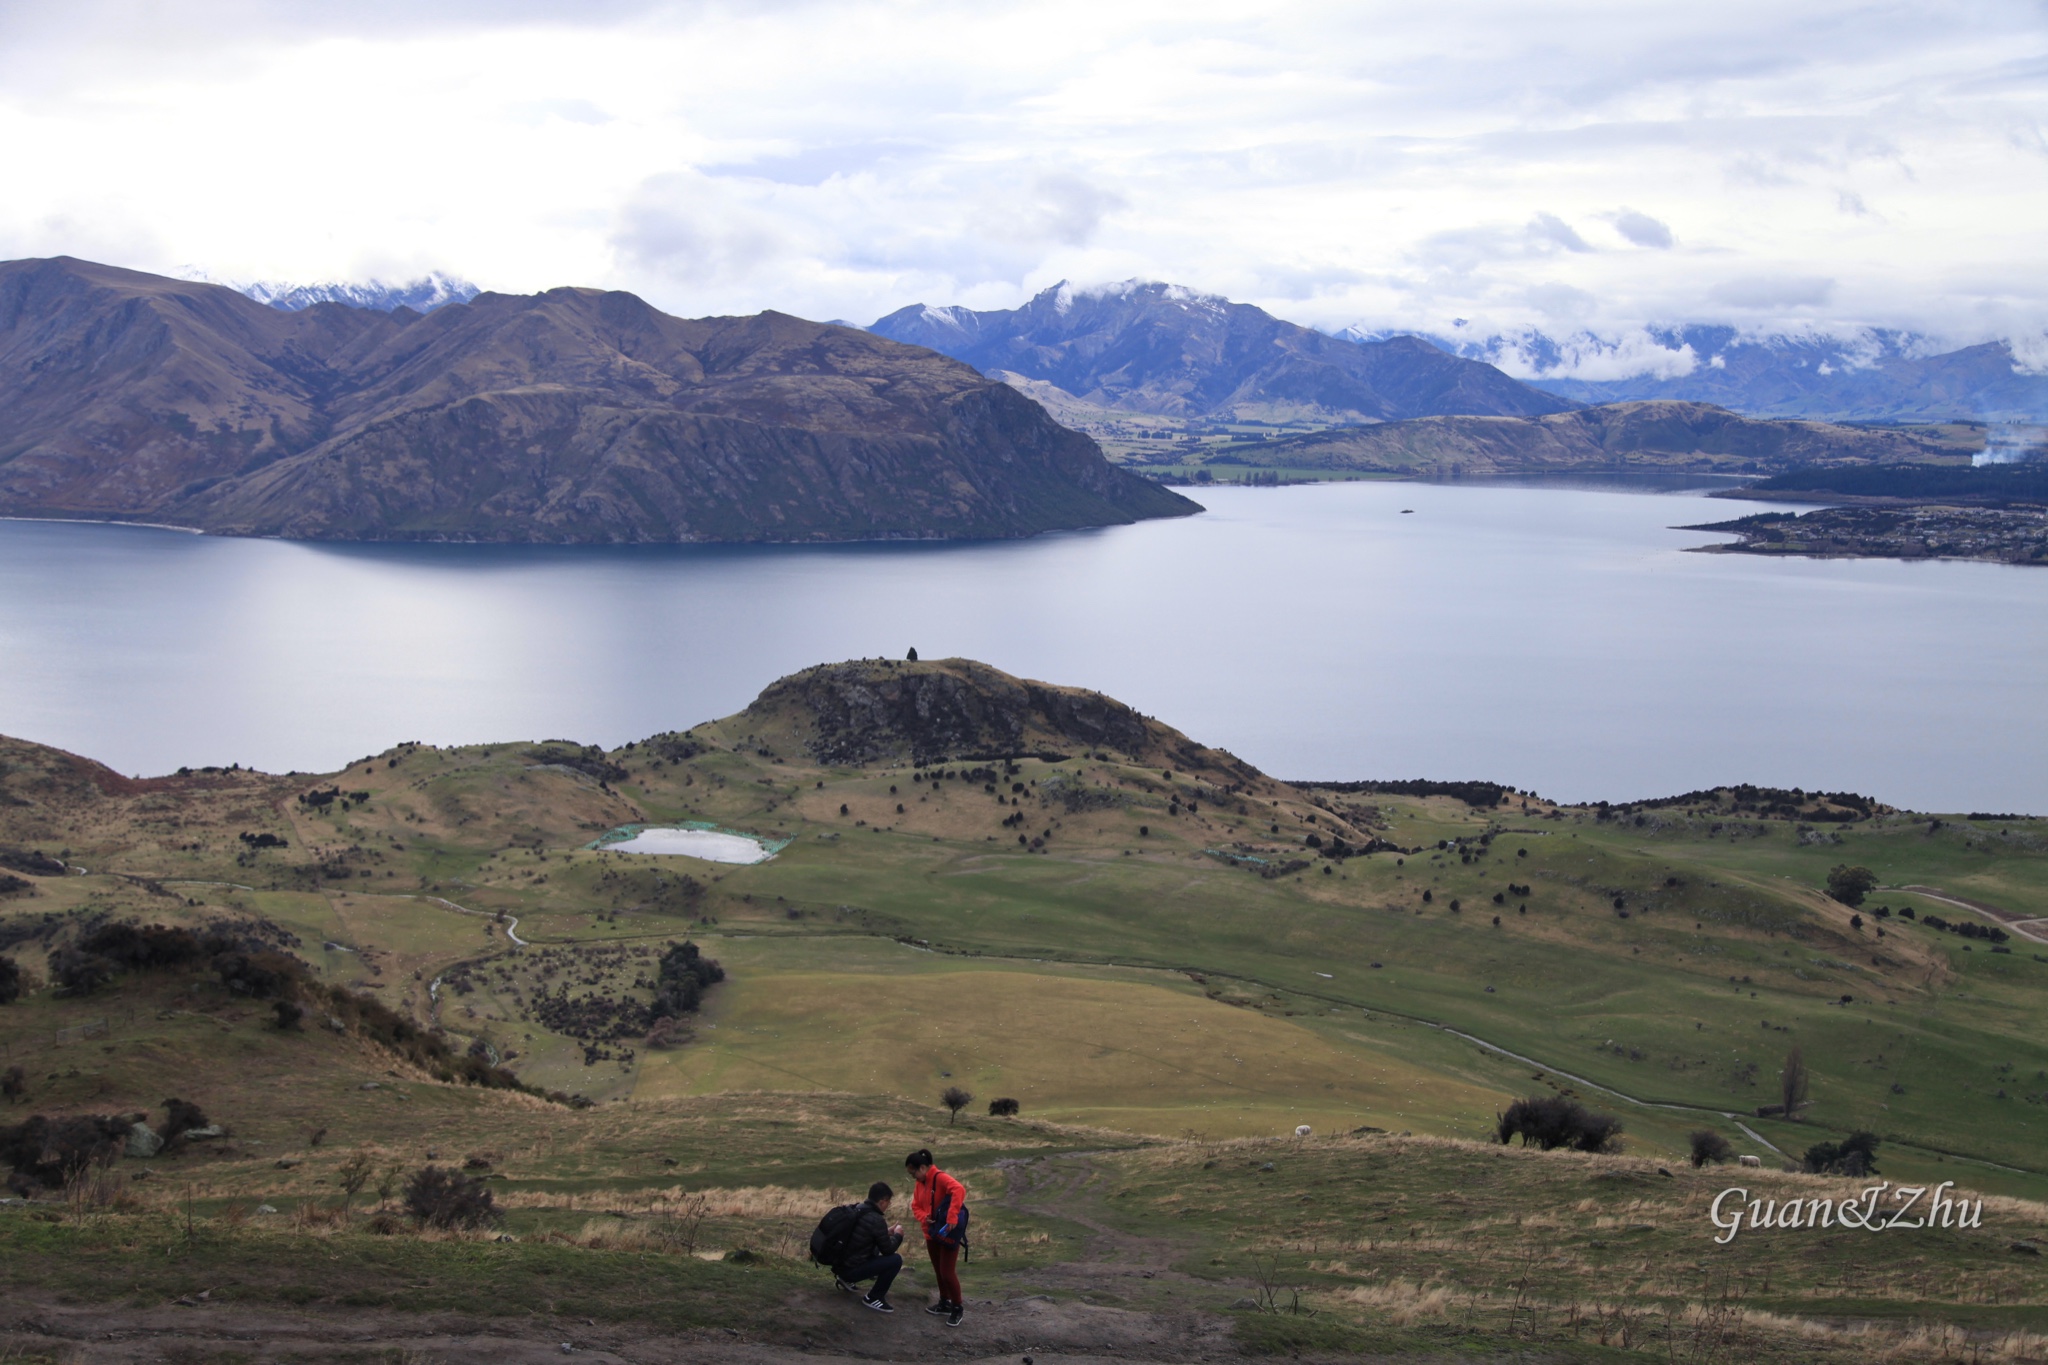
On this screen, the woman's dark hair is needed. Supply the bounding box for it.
[904,1148,934,1172]
[867,1181,894,1202]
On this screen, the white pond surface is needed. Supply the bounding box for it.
[605,828,775,863]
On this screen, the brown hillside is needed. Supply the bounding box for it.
[0,258,1195,543]
[731,657,1271,785]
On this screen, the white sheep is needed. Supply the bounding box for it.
[1737,1154,1762,1167]
[1294,1125,1313,1138]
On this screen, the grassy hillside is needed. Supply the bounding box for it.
[3,656,2045,1360]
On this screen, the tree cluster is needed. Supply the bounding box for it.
[1801,1131,1881,1176]
[1495,1096,1625,1153]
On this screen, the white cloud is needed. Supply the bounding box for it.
[0,0,2041,346]
[1611,210,1674,249]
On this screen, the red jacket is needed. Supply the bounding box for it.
[911,1166,967,1240]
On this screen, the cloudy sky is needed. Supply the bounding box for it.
[2,0,2044,354]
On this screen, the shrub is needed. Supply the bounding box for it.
[1688,1129,1734,1167]
[47,947,117,996]
[0,956,18,1005]
[0,1113,133,1191]
[0,1066,23,1103]
[1495,1096,1625,1153]
[403,1165,501,1230]
[272,999,305,1030]
[1801,1131,1881,1176]
[941,1086,973,1124]
[158,1097,211,1148]
[987,1097,1020,1117]
[644,1016,693,1049]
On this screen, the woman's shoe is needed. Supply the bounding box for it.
[946,1304,965,1327]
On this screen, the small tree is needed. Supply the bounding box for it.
[0,956,21,1005]
[906,647,919,662]
[1,1066,24,1103]
[336,1149,376,1220]
[1780,1046,1810,1121]
[1825,865,1878,907]
[1688,1129,1734,1168]
[941,1086,973,1125]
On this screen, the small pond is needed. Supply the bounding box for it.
[591,825,784,864]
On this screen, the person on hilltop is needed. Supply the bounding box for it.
[905,1148,969,1327]
[829,1181,906,1313]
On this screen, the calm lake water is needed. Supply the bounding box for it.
[3,478,2043,812]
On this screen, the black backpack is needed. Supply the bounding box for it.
[809,1202,861,1267]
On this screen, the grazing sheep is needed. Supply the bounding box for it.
[1294,1125,1313,1138]
[1738,1154,1762,1168]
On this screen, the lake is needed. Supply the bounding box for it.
[2,477,2042,812]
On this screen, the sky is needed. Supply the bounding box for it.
[1,0,2045,360]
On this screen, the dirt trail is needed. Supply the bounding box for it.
[2,1162,1254,1364]
[0,1162,1277,1365]
[2,1291,1246,1365]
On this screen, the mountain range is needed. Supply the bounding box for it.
[0,258,1193,543]
[234,272,481,314]
[870,280,1574,425]
[1349,324,2048,424]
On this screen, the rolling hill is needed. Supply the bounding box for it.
[0,257,1195,542]
[3,655,2045,1359]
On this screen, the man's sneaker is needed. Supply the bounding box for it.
[924,1301,951,1317]
[834,1277,857,1295]
[946,1304,965,1328]
[863,1295,894,1314]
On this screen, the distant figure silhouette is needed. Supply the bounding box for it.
[906,647,919,661]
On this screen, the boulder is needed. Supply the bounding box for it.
[125,1123,164,1159]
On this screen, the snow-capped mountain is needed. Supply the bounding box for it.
[871,280,1571,423]
[1340,324,2048,423]
[236,272,480,314]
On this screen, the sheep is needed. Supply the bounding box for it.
[1294,1125,1313,1138]
[1738,1154,1762,1168]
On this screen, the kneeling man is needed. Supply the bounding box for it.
[833,1181,905,1313]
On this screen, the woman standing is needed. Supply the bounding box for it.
[905,1148,968,1326]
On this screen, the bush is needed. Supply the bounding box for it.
[0,956,18,1005]
[1801,1131,1881,1176]
[0,1113,133,1191]
[47,947,117,996]
[0,1066,23,1103]
[1688,1129,1734,1167]
[158,1097,211,1148]
[1495,1095,1625,1153]
[404,1165,500,1229]
[987,1097,1020,1117]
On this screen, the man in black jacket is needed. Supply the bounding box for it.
[834,1181,905,1312]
